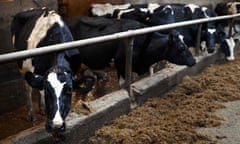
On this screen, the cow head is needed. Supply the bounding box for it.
[201,25,217,53]
[25,65,96,133]
[167,31,196,66]
[146,5,175,33]
[25,66,73,133]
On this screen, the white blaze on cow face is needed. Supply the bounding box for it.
[47,72,66,126]
[225,37,235,61]
[179,35,184,43]
[162,5,174,15]
[208,28,216,34]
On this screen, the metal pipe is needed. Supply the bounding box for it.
[1,13,240,64]
[124,37,134,88]
[196,24,203,55]
[228,18,234,37]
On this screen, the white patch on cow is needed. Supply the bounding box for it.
[12,35,15,46]
[27,10,64,51]
[201,7,209,18]
[179,35,184,43]
[200,41,207,51]
[22,10,64,74]
[91,3,131,16]
[119,76,125,87]
[185,4,200,13]
[20,59,35,75]
[208,28,216,34]
[139,8,149,13]
[225,37,235,61]
[47,72,66,126]
[147,3,161,14]
[162,5,174,15]
[117,9,135,19]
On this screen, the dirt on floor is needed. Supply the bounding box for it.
[88,53,240,144]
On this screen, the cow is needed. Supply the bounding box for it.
[156,4,218,53]
[115,29,196,80]
[89,3,132,17]
[66,16,196,83]
[89,3,161,25]
[89,3,161,17]
[11,7,95,134]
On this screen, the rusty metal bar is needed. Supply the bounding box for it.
[1,13,240,64]
[124,37,134,88]
[196,24,203,55]
[228,18,234,37]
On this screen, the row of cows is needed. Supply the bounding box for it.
[10,2,240,136]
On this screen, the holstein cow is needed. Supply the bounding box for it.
[157,4,218,53]
[214,3,239,61]
[66,16,196,83]
[11,8,93,133]
[89,3,132,17]
[89,3,161,24]
[115,29,196,80]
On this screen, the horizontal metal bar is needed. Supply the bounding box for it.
[1,13,240,64]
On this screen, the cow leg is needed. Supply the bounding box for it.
[24,80,37,122]
[39,90,45,115]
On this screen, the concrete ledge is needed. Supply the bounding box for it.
[0,90,130,144]
[131,51,225,105]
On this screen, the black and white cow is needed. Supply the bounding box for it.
[66,16,196,81]
[89,3,161,18]
[89,3,132,17]
[115,29,196,79]
[89,3,162,25]
[157,4,218,53]
[11,8,93,133]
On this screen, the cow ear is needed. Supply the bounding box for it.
[25,72,44,90]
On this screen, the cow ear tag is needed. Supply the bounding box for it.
[145,17,150,21]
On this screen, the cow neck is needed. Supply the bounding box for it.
[152,32,170,59]
[56,52,71,71]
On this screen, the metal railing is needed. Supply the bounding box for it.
[1,13,240,85]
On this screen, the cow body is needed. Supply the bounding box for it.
[11,8,88,134]
[66,16,196,80]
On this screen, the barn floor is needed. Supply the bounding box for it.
[88,52,240,143]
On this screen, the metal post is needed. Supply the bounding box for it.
[196,24,202,56]
[124,37,134,88]
[228,18,234,37]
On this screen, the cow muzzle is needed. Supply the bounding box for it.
[46,120,66,133]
